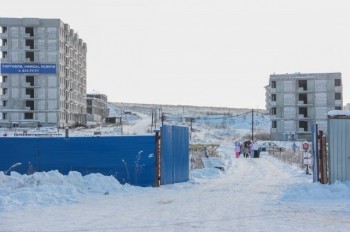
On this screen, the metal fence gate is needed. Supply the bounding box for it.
[160,125,189,185]
[0,125,190,187]
[0,136,156,187]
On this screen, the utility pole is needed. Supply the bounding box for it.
[154,110,157,129]
[251,109,254,141]
[151,110,154,131]
[120,110,123,135]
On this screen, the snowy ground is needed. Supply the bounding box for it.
[1,104,350,231]
[1,152,350,231]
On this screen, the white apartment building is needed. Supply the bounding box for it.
[0,18,87,128]
[266,72,343,141]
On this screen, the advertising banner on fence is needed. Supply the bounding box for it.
[0,63,56,74]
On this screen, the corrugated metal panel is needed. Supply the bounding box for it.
[160,125,174,184]
[0,136,156,187]
[328,119,350,184]
[161,125,189,185]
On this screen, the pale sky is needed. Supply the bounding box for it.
[3,0,350,108]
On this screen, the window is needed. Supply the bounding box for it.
[26,101,34,110]
[25,39,34,49]
[299,94,307,104]
[1,27,7,33]
[25,51,34,61]
[2,88,8,95]
[1,51,7,58]
[2,113,7,120]
[26,88,34,98]
[299,107,308,117]
[298,80,307,90]
[335,106,342,110]
[272,121,277,128]
[24,112,33,119]
[1,76,8,82]
[271,81,276,88]
[1,39,7,46]
[2,100,7,106]
[271,94,276,101]
[25,27,34,37]
[26,76,34,86]
[335,79,341,87]
[299,121,308,131]
[335,93,342,100]
[271,107,276,115]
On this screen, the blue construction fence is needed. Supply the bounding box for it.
[0,125,189,187]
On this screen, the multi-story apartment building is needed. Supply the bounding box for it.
[265,72,343,141]
[0,17,87,128]
[86,94,109,124]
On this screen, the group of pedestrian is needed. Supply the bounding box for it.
[234,140,260,158]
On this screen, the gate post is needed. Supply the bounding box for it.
[321,135,328,184]
[154,130,161,187]
[318,130,324,183]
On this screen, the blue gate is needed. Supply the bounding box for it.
[161,125,189,185]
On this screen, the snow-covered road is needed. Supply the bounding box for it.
[1,154,349,232]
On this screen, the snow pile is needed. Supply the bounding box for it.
[0,170,126,211]
[2,164,350,212]
[281,181,350,202]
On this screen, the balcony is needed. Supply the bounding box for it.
[0,82,9,88]
[334,86,342,92]
[25,46,38,50]
[0,93,9,99]
[24,94,36,99]
[0,58,8,63]
[24,82,39,88]
[0,32,7,38]
[335,100,342,106]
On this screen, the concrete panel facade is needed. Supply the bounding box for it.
[0,17,87,128]
[266,73,343,141]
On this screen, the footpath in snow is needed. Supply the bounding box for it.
[1,154,350,232]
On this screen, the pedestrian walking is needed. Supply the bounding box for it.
[249,141,254,158]
[243,140,250,158]
[235,141,241,158]
[253,140,260,158]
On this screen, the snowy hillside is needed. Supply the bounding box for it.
[0,102,269,143]
[107,102,270,144]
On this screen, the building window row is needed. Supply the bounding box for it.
[271,78,342,90]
